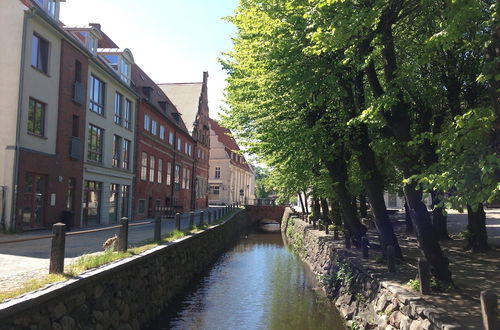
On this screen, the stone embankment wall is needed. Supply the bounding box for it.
[0,210,250,330]
[283,216,462,330]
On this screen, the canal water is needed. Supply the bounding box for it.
[149,226,345,330]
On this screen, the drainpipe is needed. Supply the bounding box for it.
[10,8,36,231]
[190,142,197,211]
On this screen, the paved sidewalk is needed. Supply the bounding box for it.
[0,206,225,291]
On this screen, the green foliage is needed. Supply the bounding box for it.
[407,279,420,292]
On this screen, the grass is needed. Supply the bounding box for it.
[0,208,241,303]
[0,274,70,303]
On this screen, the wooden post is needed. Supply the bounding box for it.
[189,211,194,230]
[481,290,499,330]
[344,231,351,249]
[154,211,161,242]
[200,211,205,226]
[361,237,369,258]
[49,223,66,274]
[175,213,181,231]
[118,217,129,252]
[387,245,396,273]
[208,211,212,224]
[418,258,431,294]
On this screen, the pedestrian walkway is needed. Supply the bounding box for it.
[0,206,225,292]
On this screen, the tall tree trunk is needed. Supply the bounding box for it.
[404,197,413,233]
[352,196,358,217]
[329,198,342,227]
[303,191,310,215]
[359,194,368,218]
[320,197,331,234]
[466,203,490,253]
[360,11,452,283]
[298,192,306,215]
[430,190,450,240]
[312,196,321,229]
[325,156,366,241]
[347,69,402,258]
[404,182,452,283]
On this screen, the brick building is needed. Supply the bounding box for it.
[0,0,93,230]
[131,64,196,219]
[158,73,210,210]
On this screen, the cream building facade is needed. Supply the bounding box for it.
[208,119,255,205]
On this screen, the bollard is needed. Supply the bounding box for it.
[208,211,212,225]
[175,213,181,231]
[481,290,499,330]
[361,237,369,258]
[387,245,396,273]
[189,211,195,230]
[418,258,431,294]
[118,217,129,252]
[49,223,66,274]
[344,231,351,249]
[154,211,161,242]
[200,211,205,227]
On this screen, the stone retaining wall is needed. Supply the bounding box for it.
[0,210,250,330]
[282,215,462,330]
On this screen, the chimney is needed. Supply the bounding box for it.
[203,71,208,84]
[89,23,101,31]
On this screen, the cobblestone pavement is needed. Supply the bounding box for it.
[0,206,225,291]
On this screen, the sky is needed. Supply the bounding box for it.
[60,0,239,120]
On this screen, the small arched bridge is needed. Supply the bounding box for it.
[245,205,289,226]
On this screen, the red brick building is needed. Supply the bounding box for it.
[158,72,210,210]
[131,65,197,219]
[10,1,90,230]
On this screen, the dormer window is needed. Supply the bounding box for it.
[98,48,134,86]
[34,0,62,20]
[65,27,101,55]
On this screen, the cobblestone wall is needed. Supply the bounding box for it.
[0,210,250,330]
[283,216,462,330]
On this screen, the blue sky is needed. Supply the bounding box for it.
[61,0,239,119]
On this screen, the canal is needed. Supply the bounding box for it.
[149,226,345,329]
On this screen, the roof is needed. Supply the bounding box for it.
[209,118,251,172]
[130,64,189,133]
[158,82,203,135]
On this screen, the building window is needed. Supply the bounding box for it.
[144,114,150,131]
[120,59,130,83]
[151,120,157,135]
[157,158,163,184]
[174,164,181,190]
[112,135,121,167]
[186,169,190,190]
[31,34,49,73]
[168,131,174,145]
[215,167,220,179]
[138,199,146,214]
[211,185,220,195]
[109,183,119,224]
[87,124,103,163]
[27,98,45,137]
[177,137,181,151]
[159,125,165,140]
[166,162,172,185]
[83,180,102,225]
[141,152,147,181]
[67,178,76,211]
[198,149,201,158]
[121,185,130,218]
[89,75,105,115]
[149,155,155,182]
[188,145,192,156]
[122,139,130,170]
[124,99,132,129]
[114,92,123,124]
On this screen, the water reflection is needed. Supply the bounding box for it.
[150,232,344,330]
